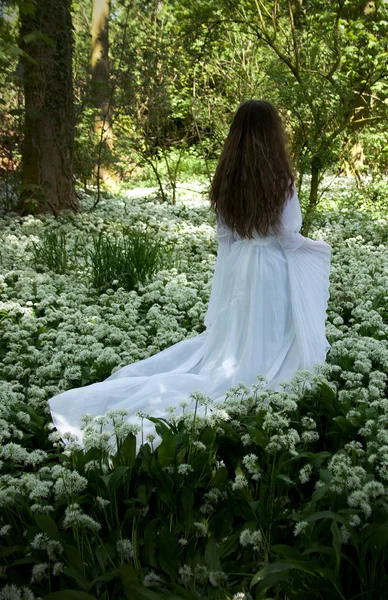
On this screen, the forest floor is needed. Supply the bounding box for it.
[0,177,387,599]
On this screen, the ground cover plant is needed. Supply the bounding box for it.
[0,178,388,600]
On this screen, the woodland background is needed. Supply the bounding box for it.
[0,0,388,232]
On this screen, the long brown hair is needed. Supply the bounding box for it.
[209,100,295,239]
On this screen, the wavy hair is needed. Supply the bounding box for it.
[209,100,295,239]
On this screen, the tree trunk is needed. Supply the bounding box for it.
[17,0,78,216]
[301,156,320,236]
[90,0,114,186]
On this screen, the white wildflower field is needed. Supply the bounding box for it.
[0,179,387,600]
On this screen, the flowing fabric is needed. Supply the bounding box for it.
[48,186,331,449]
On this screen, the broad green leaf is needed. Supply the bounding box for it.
[156,429,176,467]
[205,535,221,571]
[250,558,331,589]
[45,593,97,600]
[181,486,194,527]
[118,432,136,469]
[34,514,62,542]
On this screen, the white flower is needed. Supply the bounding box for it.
[193,441,206,451]
[53,562,64,576]
[178,537,188,546]
[194,564,208,583]
[30,562,49,583]
[96,496,110,509]
[208,569,228,587]
[294,521,309,536]
[116,539,134,561]
[239,528,262,550]
[242,454,261,479]
[193,522,207,537]
[232,475,248,491]
[143,571,164,587]
[0,585,23,600]
[178,564,193,584]
[177,464,194,476]
[340,525,351,545]
[62,504,101,533]
[299,464,313,484]
[0,525,11,537]
[349,514,361,527]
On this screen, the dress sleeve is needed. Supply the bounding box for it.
[276,185,306,251]
[204,216,237,328]
[278,185,332,368]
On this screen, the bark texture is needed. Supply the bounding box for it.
[18,0,78,215]
[90,0,114,184]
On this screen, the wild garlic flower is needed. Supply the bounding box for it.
[143,571,164,587]
[299,464,313,484]
[0,525,11,537]
[95,496,110,509]
[208,570,228,587]
[116,539,133,562]
[62,503,101,534]
[239,528,262,551]
[293,521,309,536]
[30,562,49,583]
[231,475,248,491]
[193,522,207,537]
[178,564,193,584]
[177,464,194,476]
[178,537,188,546]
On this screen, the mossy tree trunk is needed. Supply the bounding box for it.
[90,0,114,186]
[17,0,78,216]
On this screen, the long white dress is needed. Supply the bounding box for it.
[48,186,331,449]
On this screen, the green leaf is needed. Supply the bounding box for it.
[150,460,174,507]
[208,506,234,538]
[117,563,139,589]
[304,510,348,526]
[120,583,165,600]
[34,514,62,542]
[94,545,109,572]
[118,432,136,469]
[147,416,174,438]
[250,558,331,589]
[333,416,357,434]
[331,518,342,580]
[157,526,180,579]
[45,592,97,600]
[205,536,221,571]
[143,519,158,567]
[61,566,91,590]
[109,466,129,492]
[64,544,84,574]
[156,430,177,467]
[244,424,268,448]
[181,486,194,528]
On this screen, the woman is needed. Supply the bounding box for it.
[48,99,331,449]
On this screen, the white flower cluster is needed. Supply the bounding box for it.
[1,179,388,541]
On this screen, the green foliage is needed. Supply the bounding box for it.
[30,226,177,292]
[31,230,75,275]
[1,372,388,599]
[86,229,176,293]
[1,181,388,598]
